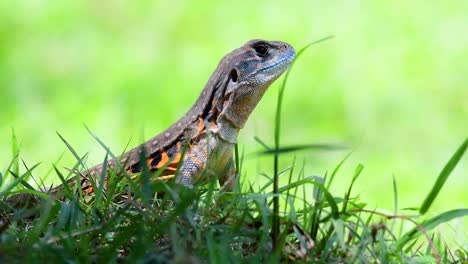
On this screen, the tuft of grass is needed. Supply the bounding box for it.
[419,137,468,214]
[1,130,467,263]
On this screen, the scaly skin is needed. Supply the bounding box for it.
[18,40,296,201]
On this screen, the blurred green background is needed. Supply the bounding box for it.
[0,1,466,218]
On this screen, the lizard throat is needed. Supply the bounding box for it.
[210,115,239,144]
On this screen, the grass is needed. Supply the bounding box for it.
[1,136,467,263]
[1,46,467,263]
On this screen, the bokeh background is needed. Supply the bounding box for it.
[1,1,466,221]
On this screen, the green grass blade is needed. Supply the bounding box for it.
[84,125,119,162]
[276,177,339,219]
[391,175,399,232]
[342,164,363,213]
[259,167,291,193]
[139,150,152,204]
[253,136,271,151]
[310,175,325,240]
[0,163,40,198]
[283,156,296,214]
[7,188,49,200]
[326,151,352,189]
[94,154,108,206]
[2,130,21,185]
[0,154,20,191]
[53,165,74,199]
[392,175,398,215]
[256,143,345,156]
[9,169,36,191]
[40,151,66,190]
[83,125,147,199]
[396,208,468,251]
[11,128,20,178]
[234,143,240,191]
[57,132,88,172]
[26,199,56,247]
[420,137,468,214]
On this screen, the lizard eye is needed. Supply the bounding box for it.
[229,68,238,83]
[253,44,269,57]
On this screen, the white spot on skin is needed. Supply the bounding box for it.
[165,132,170,138]
[152,139,159,146]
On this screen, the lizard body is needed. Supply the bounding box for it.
[53,39,296,196]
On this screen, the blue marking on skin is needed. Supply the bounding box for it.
[258,48,296,73]
[186,154,201,172]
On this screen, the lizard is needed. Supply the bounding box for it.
[7,39,296,204]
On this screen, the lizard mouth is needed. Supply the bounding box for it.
[257,47,296,74]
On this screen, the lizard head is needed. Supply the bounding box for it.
[218,39,296,128]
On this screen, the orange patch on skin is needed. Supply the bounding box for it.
[192,158,205,181]
[146,158,153,170]
[198,117,204,133]
[211,107,217,116]
[168,153,181,168]
[166,142,183,168]
[121,142,186,184]
[189,153,204,168]
[157,151,170,168]
[192,144,207,157]
[83,186,93,194]
[210,120,217,129]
